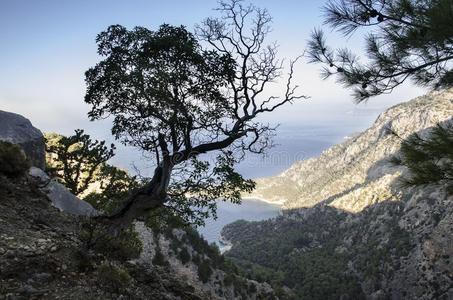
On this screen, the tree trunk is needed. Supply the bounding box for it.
[97,164,170,232]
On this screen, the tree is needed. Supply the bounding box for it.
[308,0,453,101]
[84,164,140,214]
[84,0,304,228]
[390,121,453,193]
[45,130,115,196]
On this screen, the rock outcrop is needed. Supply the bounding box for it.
[249,88,453,211]
[134,222,276,300]
[0,110,46,169]
[0,173,215,299]
[29,167,98,216]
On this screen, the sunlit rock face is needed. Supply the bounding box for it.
[250,88,453,213]
[0,110,46,170]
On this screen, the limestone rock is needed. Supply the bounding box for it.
[28,167,97,216]
[0,110,46,169]
[250,88,453,211]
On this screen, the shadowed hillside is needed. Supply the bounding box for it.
[226,89,453,299]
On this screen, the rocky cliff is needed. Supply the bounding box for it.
[0,110,46,170]
[224,89,453,299]
[248,88,453,211]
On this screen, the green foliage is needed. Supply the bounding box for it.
[192,253,201,265]
[165,154,256,225]
[145,207,190,233]
[178,247,191,265]
[80,222,142,262]
[181,227,224,267]
[308,0,453,101]
[223,272,235,286]
[393,122,453,193]
[0,281,8,296]
[222,210,368,299]
[0,141,29,178]
[45,130,115,196]
[97,262,132,293]
[84,0,302,227]
[84,164,139,214]
[197,260,213,283]
[152,248,169,267]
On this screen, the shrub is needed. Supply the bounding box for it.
[192,254,201,265]
[97,262,132,293]
[197,260,213,283]
[80,222,142,262]
[223,273,235,286]
[0,141,29,177]
[178,247,191,265]
[247,282,257,293]
[152,248,169,267]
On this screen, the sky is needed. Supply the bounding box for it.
[0,0,426,175]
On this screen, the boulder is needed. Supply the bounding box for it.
[0,110,46,169]
[28,167,98,216]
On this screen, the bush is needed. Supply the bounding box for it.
[192,254,201,265]
[152,249,169,267]
[223,273,235,286]
[80,222,142,262]
[178,247,191,265]
[197,260,213,283]
[97,262,132,293]
[0,141,29,177]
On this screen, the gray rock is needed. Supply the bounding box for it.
[43,179,98,216]
[33,272,52,282]
[28,166,50,184]
[28,167,98,216]
[0,110,46,169]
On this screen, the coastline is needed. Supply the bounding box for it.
[241,196,286,206]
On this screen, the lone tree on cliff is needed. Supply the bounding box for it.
[84,0,305,228]
[308,0,453,101]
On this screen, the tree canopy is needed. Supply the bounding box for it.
[308,0,453,101]
[84,0,304,227]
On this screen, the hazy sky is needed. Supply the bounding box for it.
[0,0,426,174]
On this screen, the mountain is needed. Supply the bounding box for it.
[247,89,453,211]
[224,89,453,299]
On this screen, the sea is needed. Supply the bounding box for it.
[109,104,393,247]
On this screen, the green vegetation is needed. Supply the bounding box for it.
[45,130,115,196]
[97,262,132,293]
[197,260,213,283]
[308,0,453,101]
[79,221,142,263]
[152,248,169,267]
[83,164,139,214]
[223,204,414,299]
[392,122,453,193]
[0,141,29,178]
[45,130,140,214]
[82,0,304,227]
[178,247,191,265]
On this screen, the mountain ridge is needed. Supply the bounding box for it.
[224,88,453,299]
[247,88,453,212]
